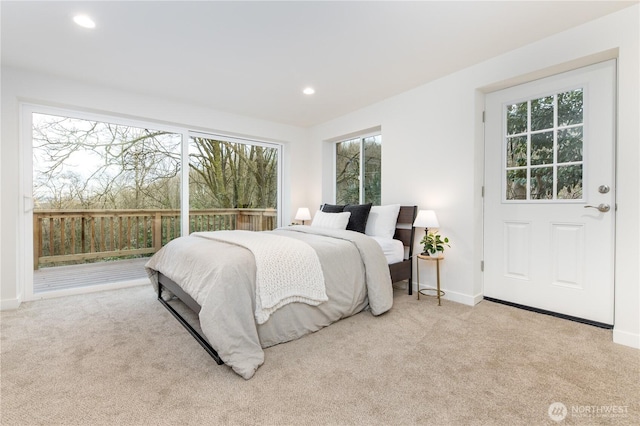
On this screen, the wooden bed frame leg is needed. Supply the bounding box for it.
[157,283,224,365]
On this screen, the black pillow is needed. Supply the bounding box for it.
[344,203,372,233]
[321,204,346,213]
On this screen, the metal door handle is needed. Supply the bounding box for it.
[584,203,610,213]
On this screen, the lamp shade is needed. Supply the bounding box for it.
[413,210,439,228]
[295,207,311,221]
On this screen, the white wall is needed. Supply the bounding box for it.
[0,64,3,304]
[0,68,310,308]
[310,6,639,348]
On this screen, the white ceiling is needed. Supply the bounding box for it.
[1,1,635,127]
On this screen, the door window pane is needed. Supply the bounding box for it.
[531,131,554,165]
[557,165,583,199]
[506,102,527,135]
[557,127,583,163]
[558,89,583,126]
[506,136,527,167]
[503,88,584,202]
[530,167,553,199]
[506,169,527,200]
[531,96,554,131]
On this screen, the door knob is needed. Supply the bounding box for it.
[584,204,610,213]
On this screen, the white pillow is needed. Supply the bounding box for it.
[365,204,401,239]
[311,211,351,230]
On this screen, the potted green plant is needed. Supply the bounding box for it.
[420,230,450,257]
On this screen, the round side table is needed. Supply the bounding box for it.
[416,253,445,305]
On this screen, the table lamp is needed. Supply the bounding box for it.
[295,207,311,225]
[413,209,439,239]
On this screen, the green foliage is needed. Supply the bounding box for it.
[336,136,381,205]
[336,139,360,204]
[420,231,450,255]
[189,138,277,209]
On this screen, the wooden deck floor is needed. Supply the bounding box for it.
[34,258,150,293]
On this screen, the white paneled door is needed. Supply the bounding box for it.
[484,60,616,325]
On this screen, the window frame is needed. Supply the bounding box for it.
[187,130,283,233]
[501,86,586,204]
[23,104,284,239]
[333,131,381,205]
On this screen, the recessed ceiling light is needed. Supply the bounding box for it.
[303,87,315,95]
[73,14,96,29]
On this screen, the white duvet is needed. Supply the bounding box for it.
[145,226,393,379]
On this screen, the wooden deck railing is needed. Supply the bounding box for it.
[33,208,277,269]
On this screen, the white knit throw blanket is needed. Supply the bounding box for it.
[192,230,327,324]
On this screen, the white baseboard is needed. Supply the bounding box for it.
[410,281,480,306]
[0,296,22,311]
[613,328,640,349]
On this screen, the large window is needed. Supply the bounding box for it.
[335,134,381,204]
[30,109,281,272]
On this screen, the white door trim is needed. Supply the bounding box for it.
[482,60,616,326]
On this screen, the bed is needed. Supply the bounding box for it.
[145,205,417,379]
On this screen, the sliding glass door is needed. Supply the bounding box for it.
[31,112,182,277]
[188,134,280,232]
[25,106,282,298]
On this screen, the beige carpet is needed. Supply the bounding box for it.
[1,284,638,425]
